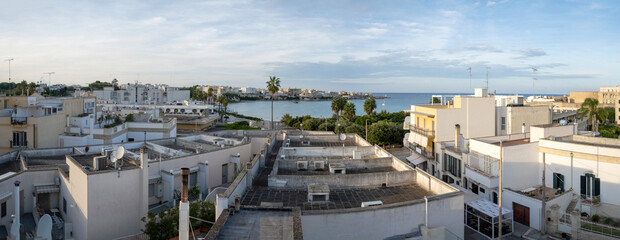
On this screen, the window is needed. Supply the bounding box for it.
[190,172,198,187]
[148,184,156,197]
[553,173,565,191]
[443,153,461,178]
[63,198,67,214]
[501,117,506,131]
[1,201,6,218]
[471,183,479,194]
[580,173,600,199]
[480,187,485,193]
[12,131,27,147]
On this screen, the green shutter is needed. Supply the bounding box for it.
[553,173,558,189]
[580,176,586,195]
[559,174,565,191]
[594,178,601,196]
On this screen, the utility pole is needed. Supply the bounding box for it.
[498,140,503,239]
[44,72,55,86]
[531,68,538,98]
[467,67,472,92]
[541,152,546,234]
[5,58,13,96]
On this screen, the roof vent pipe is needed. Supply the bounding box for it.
[455,124,461,150]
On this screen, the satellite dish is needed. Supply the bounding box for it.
[339,134,347,141]
[36,214,53,240]
[111,146,125,163]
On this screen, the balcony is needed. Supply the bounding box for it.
[581,194,601,206]
[410,125,435,138]
[11,117,27,125]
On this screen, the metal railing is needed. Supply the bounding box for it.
[581,194,601,206]
[581,218,620,238]
[410,125,435,137]
[10,140,28,148]
[11,117,27,125]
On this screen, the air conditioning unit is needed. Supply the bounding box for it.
[314,161,325,170]
[296,161,308,170]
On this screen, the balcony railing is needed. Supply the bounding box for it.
[10,140,28,148]
[410,125,435,138]
[11,117,27,125]
[581,194,601,206]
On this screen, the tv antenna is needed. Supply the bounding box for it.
[531,67,538,98]
[467,67,472,92]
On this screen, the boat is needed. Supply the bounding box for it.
[293,100,299,104]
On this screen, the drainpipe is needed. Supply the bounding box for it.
[179,168,190,240]
[12,181,20,240]
[424,196,428,227]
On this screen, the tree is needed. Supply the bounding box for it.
[364,98,377,116]
[430,97,441,104]
[266,76,281,130]
[331,97,347,119]
[301,118,322,131]
[207,87,214,104]
[222,97,229,113]
[367,121,405,146]
[281,113,292,124]
[141,200,215,240]
[112,78,119,90]
[578,98,608,132]
[344,124,365,137]
[342,102,356,121]
[124,114,134,122]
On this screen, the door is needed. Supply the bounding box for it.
[221,164,228,184]
[513,202,530,227]
[492,192,498,204]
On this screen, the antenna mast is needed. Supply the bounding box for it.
[531,67,538,98]
[485,67,490,89]
[5,58,13,96]
[44,72,55,86]
[467,67,472,92]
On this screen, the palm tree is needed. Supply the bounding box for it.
[363,98,376,116]
[578,98,608,132]
[331,97,347,119]
[266,76,281,130]
[207,88,214,104]
[343,102,356,121]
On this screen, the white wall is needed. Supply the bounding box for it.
[301,194,464,240]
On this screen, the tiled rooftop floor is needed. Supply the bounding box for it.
[241,184,432,211]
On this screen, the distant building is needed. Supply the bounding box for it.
[0,96,89,154]
[93,84,189,104]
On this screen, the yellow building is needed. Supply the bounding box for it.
[0,96,86,154]
[405,93,496,161]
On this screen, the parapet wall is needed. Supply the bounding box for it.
[269,170,416,188]
[277,157,394,170]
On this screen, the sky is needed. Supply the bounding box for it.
[0,0,619,94]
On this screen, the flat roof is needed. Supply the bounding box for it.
[241,184,432,211]
[216,210,294,240]
[490,138,531,147]
[277,167,396,175]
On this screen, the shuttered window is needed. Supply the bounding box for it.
[553,173,564,191]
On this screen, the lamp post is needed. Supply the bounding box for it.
[365,119,369,140]
[6,58,13,96]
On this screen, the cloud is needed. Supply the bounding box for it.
[515,48,547,59]
[140,17,167,25]
[486,1,497,7]
[448,45,503,53]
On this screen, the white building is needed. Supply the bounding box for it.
[93,84,190,105]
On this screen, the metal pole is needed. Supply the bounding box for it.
[498,140,503,239]
[6,58,13,96]
[570,152,574,190]
[541,152,546,234]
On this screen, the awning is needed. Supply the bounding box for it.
[406,155,427,166]
[35,185,60,194]
[466,199,511,218]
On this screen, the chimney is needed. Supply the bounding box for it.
[522,123,526,134]
[11,181,20,240]
[455,124,461,150]
[179,168,190,240]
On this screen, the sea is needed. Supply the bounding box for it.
[226,92,560,121]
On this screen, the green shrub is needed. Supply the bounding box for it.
[605,218,613,225]
[592,214,600,222]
